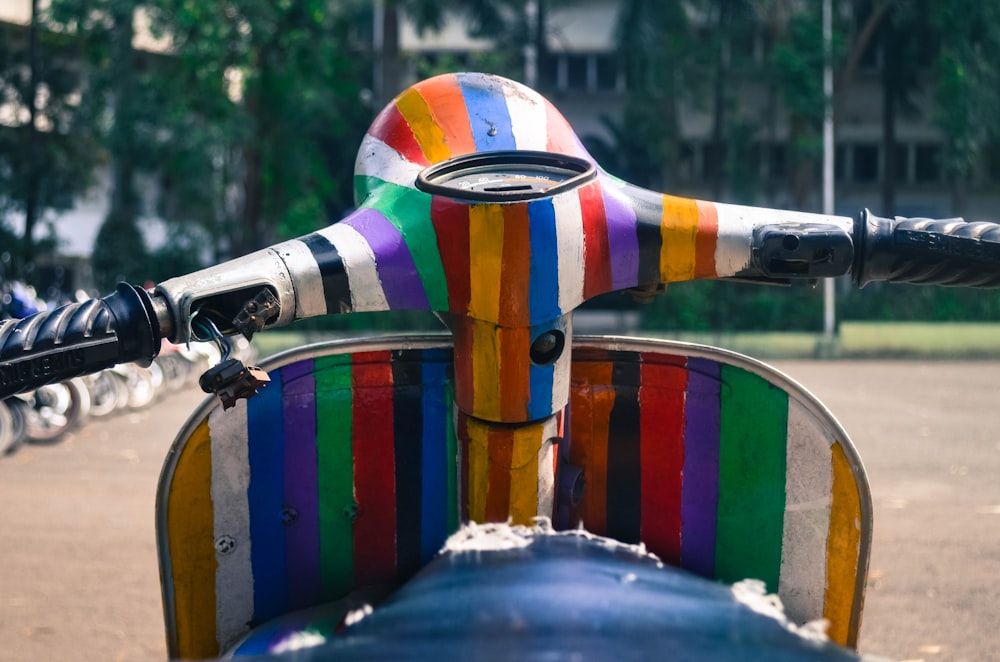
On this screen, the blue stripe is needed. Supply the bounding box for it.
[527,362,555,421]
[420,357,449,563]
[458,72,517,152]
[528,199,561,325]
[247,368,288,621]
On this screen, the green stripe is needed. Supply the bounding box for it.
[358,176,449,310]
[715,365,787,591]
[315,354,355,598]
[445,379,459,532]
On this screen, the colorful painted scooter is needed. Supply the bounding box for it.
[3,73,998,660]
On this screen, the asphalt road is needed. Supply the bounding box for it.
[1,361,998,662]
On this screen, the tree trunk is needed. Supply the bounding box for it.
[710,2,729,201]
[376,2,402,110]
[22,0,40,280]
[880,12,897,217]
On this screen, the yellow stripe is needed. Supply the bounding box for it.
[468,203,504,323]
[465,417,490,522]
[508,423,542,525]
[824,442,863,648]
[471,319,501,418]
[166,418,219,659]
[660,194,700,282]
[395,87,451,163]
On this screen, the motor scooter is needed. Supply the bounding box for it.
[2,72,998,660]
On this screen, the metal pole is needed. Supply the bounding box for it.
[524,0,538,88]
[822,0,836,340]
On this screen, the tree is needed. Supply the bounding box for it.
[610,0,694,192]
[877,0,934,217]
[146,0,371,258]
[0,10,102,283]
[931,1,1000,216]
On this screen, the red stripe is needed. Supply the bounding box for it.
[351,351,397,585]
[578,181,612,300]
[431,197,472,316]
[639,354,687,565]
[367,103,430,166]
[450,317,475,417]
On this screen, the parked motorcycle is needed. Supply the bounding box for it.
[2,72,998,660]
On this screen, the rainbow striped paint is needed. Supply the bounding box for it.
[266,72,850,423]
[159,345,460,659]
[158,338,870,659]
[567,344,868,648]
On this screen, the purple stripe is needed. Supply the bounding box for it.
[602,186,640,291]
[680,357,721,577]
[281,361,321,610]
[344,208,430,309]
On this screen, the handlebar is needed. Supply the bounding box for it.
[2,73,1000,409]
[853,212,1000,288]
[0,283,160,397]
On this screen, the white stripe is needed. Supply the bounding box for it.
[536,415,560,520]
[549,317,572,414]
[778,397,834,625]
[553,192,585,312]
[504,82,549,151]
[317,223,389,312]
[271,239,328,318]
[208,402,254,652]
[354,133,424,189]
[713,203,853,277]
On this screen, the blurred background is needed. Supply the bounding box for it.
[2,0,1000,344]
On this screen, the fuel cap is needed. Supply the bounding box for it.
[416,151,596,202]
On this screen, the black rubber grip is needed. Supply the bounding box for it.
[853,210,1000,288]
[0,283,160,399]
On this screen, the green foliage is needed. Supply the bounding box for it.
[146,0,371,255]
[90,205,148,288]
[0,19,104,281]
[931,1,1000,183]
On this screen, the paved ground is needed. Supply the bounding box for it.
[0,361,998,661]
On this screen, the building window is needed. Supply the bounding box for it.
[596,54,618,91]
[769,144,786,181]
[890,144,910,181]
[834,145,846,182]
[914,144,941,182]
[853,144,879,183]
[567,54,588,91]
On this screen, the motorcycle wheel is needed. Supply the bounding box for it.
[86,371,129,418]
[23,382,85,444]
[0,400,16,456]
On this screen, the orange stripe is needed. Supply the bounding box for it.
[569,361,615,534]
[167,418,218,659]
[825,442,864,648]
[499,325,531,421]
[694,200,719,278]
[416,76,476,157]
[485,428,514,521]
[499,203,532,327]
